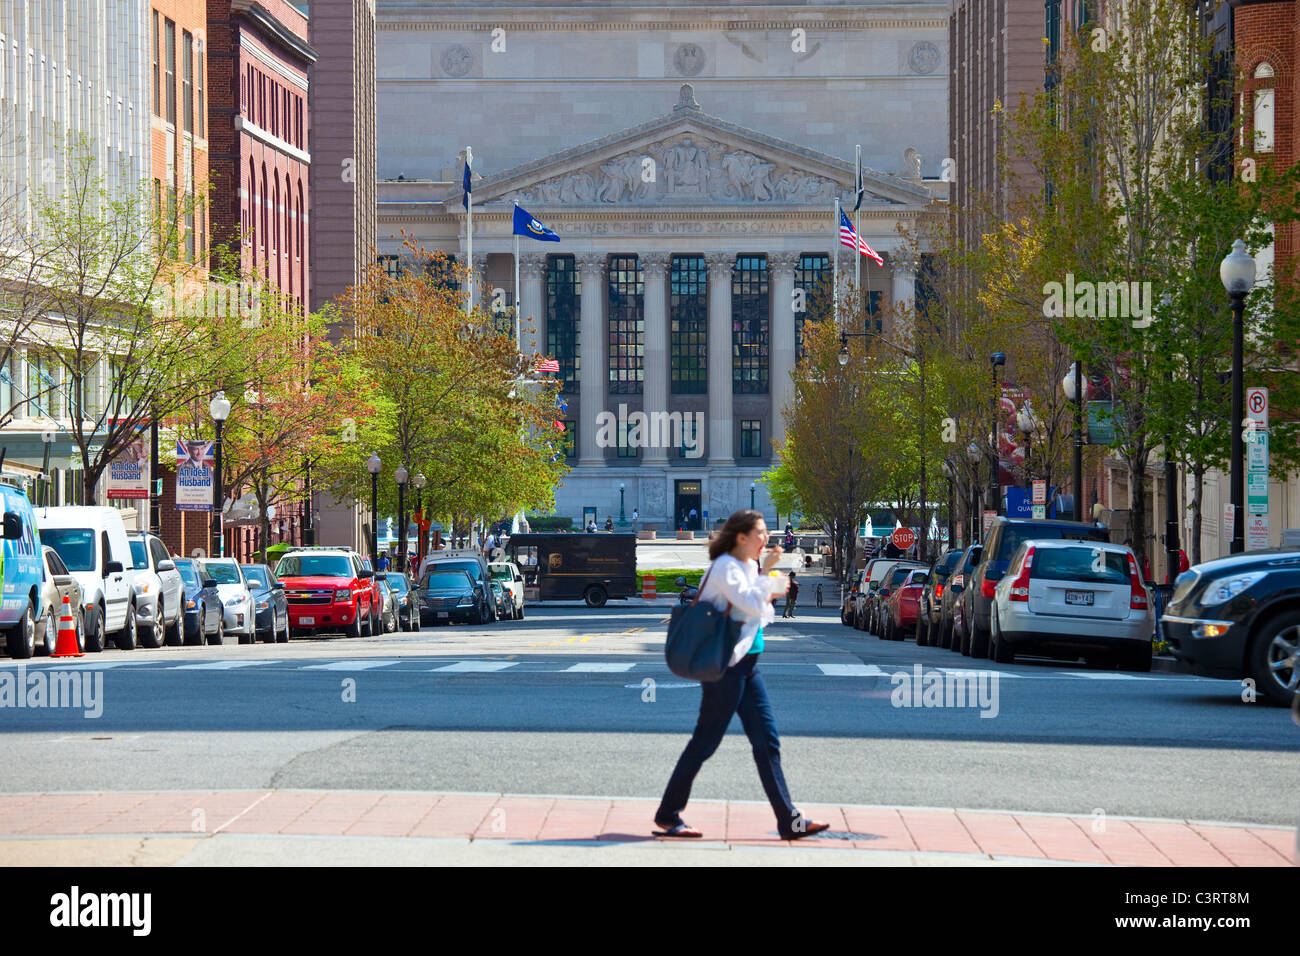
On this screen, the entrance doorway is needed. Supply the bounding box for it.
[675,480,702,531]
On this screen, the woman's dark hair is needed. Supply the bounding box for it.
[709,509,765,560]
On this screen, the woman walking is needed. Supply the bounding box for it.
[654,509,830,840]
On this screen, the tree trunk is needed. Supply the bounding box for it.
[1190,463,1205,565]
[1129,457,1149,580]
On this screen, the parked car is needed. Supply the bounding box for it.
[127,532,185,647]
[868,561,926,636]
[418,567,490,626]
[174,558,224,645]
[275,548,378,639]
[965,517,1111,658]
[1162,549,1300,706]
[942,545,982,652]
[38,545,83,656]
[357,555,383,636]
[488,579,507,623]
[383,573,420,632]
[917,549,964,647]
[488,561,526,620]
[374,575,399,633]
[857,558,911,633]
[990,540,1153,669]
[241,563,290,644]
[1,480,46,659]
[36,506,138,652]
[203,559,255,643]
[883,568,929,641]
[419,550,499,621]
[840,569,866,626]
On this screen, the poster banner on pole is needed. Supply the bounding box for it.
[175,440,214,511]
[106,439,150,499]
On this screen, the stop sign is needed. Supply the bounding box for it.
[891,528,916,550]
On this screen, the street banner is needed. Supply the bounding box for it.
[175,440,214,511]
[1247,514,1270,551]
[106,439,149,499]
[1223,503,1235,544]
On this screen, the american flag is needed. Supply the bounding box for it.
[839,209,884,266]
[535,357,560,374]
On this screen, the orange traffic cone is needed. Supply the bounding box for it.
[51,594,83,658]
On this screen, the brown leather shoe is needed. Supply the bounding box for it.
[781,819,831,840]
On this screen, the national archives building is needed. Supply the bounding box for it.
[376,1,949,531]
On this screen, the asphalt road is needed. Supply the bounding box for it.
[2,604,1297,825]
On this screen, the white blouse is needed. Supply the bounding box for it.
[696,553,781,667]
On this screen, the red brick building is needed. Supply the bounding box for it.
[200,0,317,560]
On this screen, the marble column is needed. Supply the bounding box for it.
[518,252,548,357]
[640,253,671,466]
[576,252,607,466]
[470,253,489,312]
[891,256,916,324]
[705,252,734,466]
[768,251,800,451]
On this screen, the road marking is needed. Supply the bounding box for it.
[432,661,518,672]
[1057,671,1159,680]
[564,662,636,672]
[301,660,402,671]
[170,660,278,670]
[935,668,1025,679]
[816,663,887,677]
[0,659,158,669]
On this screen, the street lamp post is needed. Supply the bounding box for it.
[942,459,956,548]
[1221,239,1256,555]
[618,482,626,527]
[209,391,230,558]
[1063,362,1088,523]
[967,441,982,544]
[395,464,409,571]
[989,353,1006,515]
[413,471,426,567]
[750,481,756,511]
[366,452,381,565]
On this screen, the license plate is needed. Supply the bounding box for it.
[1065,591,1094,606]
[437,612,449,619]
[300,616,314,625]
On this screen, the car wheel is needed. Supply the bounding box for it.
[470,605,484,626]
[278,614,290,644]
[139,599,162,649]
[40,605,57,656]
[84,604,104,653]
[349,610,364,639]
[76,610,85,653]
[114,607,137,651]
[967,616,989,659]
[584,586,607,609]
[5,602,36,659]
[1248,613,1299,706]
[209,617,224,646]
[516,604,524,622]
[990,608,1015,664]
[959,620,972,657]
[1123,642,1152,673]
[916,616,929,647]
[164,605,182,647]
[187,611,204,647]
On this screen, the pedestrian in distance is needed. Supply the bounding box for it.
[586,519,597,533]
[783,571,798,618]
[653,509,830,840]
[604,515,614,532]
[631,508,639,532]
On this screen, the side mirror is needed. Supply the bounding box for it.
[53,574,73,587]
[202,578,219,589]
[157,560,175,572]
[2,512,21,539]
[105,561,124,575]
[358,569,374,579]
[272,583,284,591]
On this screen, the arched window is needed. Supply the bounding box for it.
[247,157,257,260]
[272,172,281,288]
[260,164,268,275]
[1254,62,1275,153]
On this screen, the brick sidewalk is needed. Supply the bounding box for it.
[0,791,1293,865]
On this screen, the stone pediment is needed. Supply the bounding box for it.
[472,85,929,209]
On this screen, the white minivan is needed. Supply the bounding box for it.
[36,506,138,652]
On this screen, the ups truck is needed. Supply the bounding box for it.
[504,533,636,607]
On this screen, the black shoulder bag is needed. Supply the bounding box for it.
[664,563,743,682]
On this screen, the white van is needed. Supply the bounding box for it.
[36,506,138,652]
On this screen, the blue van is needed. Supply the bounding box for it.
[1,480,46,658]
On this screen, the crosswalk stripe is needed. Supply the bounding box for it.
[301,660,402,671]
[431,661,518,672]
[935,668,1024,679]
[564,662,636,672]
[816,663,886,677]
[170,660,277,670]
[1057,671,1159,680]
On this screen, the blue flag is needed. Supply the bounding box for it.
[513,204,561,242]
[462,147,472,210]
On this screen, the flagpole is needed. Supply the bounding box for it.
[833,198,840,320]
[513,203,521,351]
[854,145,862,319]
[464,145,473,315]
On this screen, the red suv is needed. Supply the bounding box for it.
[273,548,378,638]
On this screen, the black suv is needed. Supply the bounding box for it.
[965,518,1110,658]
[1162,549,1300,706]
[917,548,964,647]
